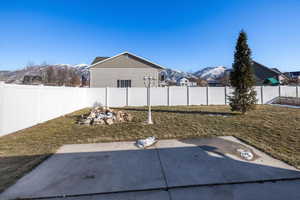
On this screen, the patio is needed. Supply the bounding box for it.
[1,136,300,200]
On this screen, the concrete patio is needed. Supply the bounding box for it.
[1,136,300,200]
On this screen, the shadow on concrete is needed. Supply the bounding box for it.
[122,107,238,116]
[178,137,259,161]
[1,143,300,200]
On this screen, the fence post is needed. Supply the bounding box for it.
[224,87,227,105]
[37,85,42,123]
[0,84,4,136]
[278,85,281,104]
[261,86,264,104]
[105,87,109,107]
[126,87,129,106]
[187,86,189,106]
[206,86,209,105]
[296,86,298,98]
[167,87,170,106]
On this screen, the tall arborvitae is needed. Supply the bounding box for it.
[229,31,257,114]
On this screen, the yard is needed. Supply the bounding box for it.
[0,105,299,192]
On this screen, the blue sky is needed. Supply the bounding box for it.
[1,0,300,72]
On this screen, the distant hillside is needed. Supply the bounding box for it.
[1,64,228,86]
[193,66,226,81]
[160,68,198,82]
[1,64,90,86]
[161,66,227,82]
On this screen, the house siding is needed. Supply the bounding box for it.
[90,68,159,87]
[90,54,162,88]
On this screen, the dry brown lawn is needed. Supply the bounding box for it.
[0,105,299,192]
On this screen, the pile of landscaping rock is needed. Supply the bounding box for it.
[78,106,132,125]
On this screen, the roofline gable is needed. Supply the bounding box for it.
[89,52,165,70]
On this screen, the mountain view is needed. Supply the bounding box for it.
[0,64,227,85]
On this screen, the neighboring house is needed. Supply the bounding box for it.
[89,52,165,88]
[22,75,43,85]
[177,77,188,86]
[0,71,9,82]
[187,78,199,86]
[285,71,300,79]
[207,80,223,87]
[176,77,197,86]
[252,61,287,85]
[225,61,287,85]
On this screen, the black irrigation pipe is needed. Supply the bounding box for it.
[15,177,300,200]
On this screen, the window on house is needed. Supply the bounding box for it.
[117,80,131,88]
[160,74,165,81]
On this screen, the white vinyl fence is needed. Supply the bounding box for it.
[0,84,299,136]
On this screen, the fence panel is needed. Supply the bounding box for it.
[262,86,279,104]
[1,84,299,137]
[208,87,225,105]
[189,87,207,105]
[39,87,66,122]
[128,88,147,106]
[1,85,40,135]
[225,87,234,105]
[281,86,297,97]
[86,88,106,107]
[254,86,262,104]
[226,87,264,104]
[0,85,5,135]
[150,87,168,106]
[108,88,127,107]
[169,87,188,106]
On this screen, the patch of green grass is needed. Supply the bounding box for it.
[0,105,299,192]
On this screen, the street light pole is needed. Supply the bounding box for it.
[144,76,155,124]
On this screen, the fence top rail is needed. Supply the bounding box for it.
[0,84,298,90]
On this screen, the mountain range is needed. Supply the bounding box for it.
[0,64,227,84]
[162,66,226,82]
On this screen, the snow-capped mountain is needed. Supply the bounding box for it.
[160,68,197,82]
[73,64,90,81]
[161,66,227,82]
[193,66,226,81]
[1,64,227,85]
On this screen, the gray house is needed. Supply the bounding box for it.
[89,52,165,88]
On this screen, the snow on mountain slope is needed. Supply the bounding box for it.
[161,68,197,82]
[160,66,227,83]
[2,64,227,84]
[193,66,226,81]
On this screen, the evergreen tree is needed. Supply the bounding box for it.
[229,31,257,114]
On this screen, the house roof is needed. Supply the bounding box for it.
[91,57,110,65]
[270,68,282,74]
[264,77,279,85]
[187,77,199,82]
[252,61,281,84]
[89,52,165,70]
